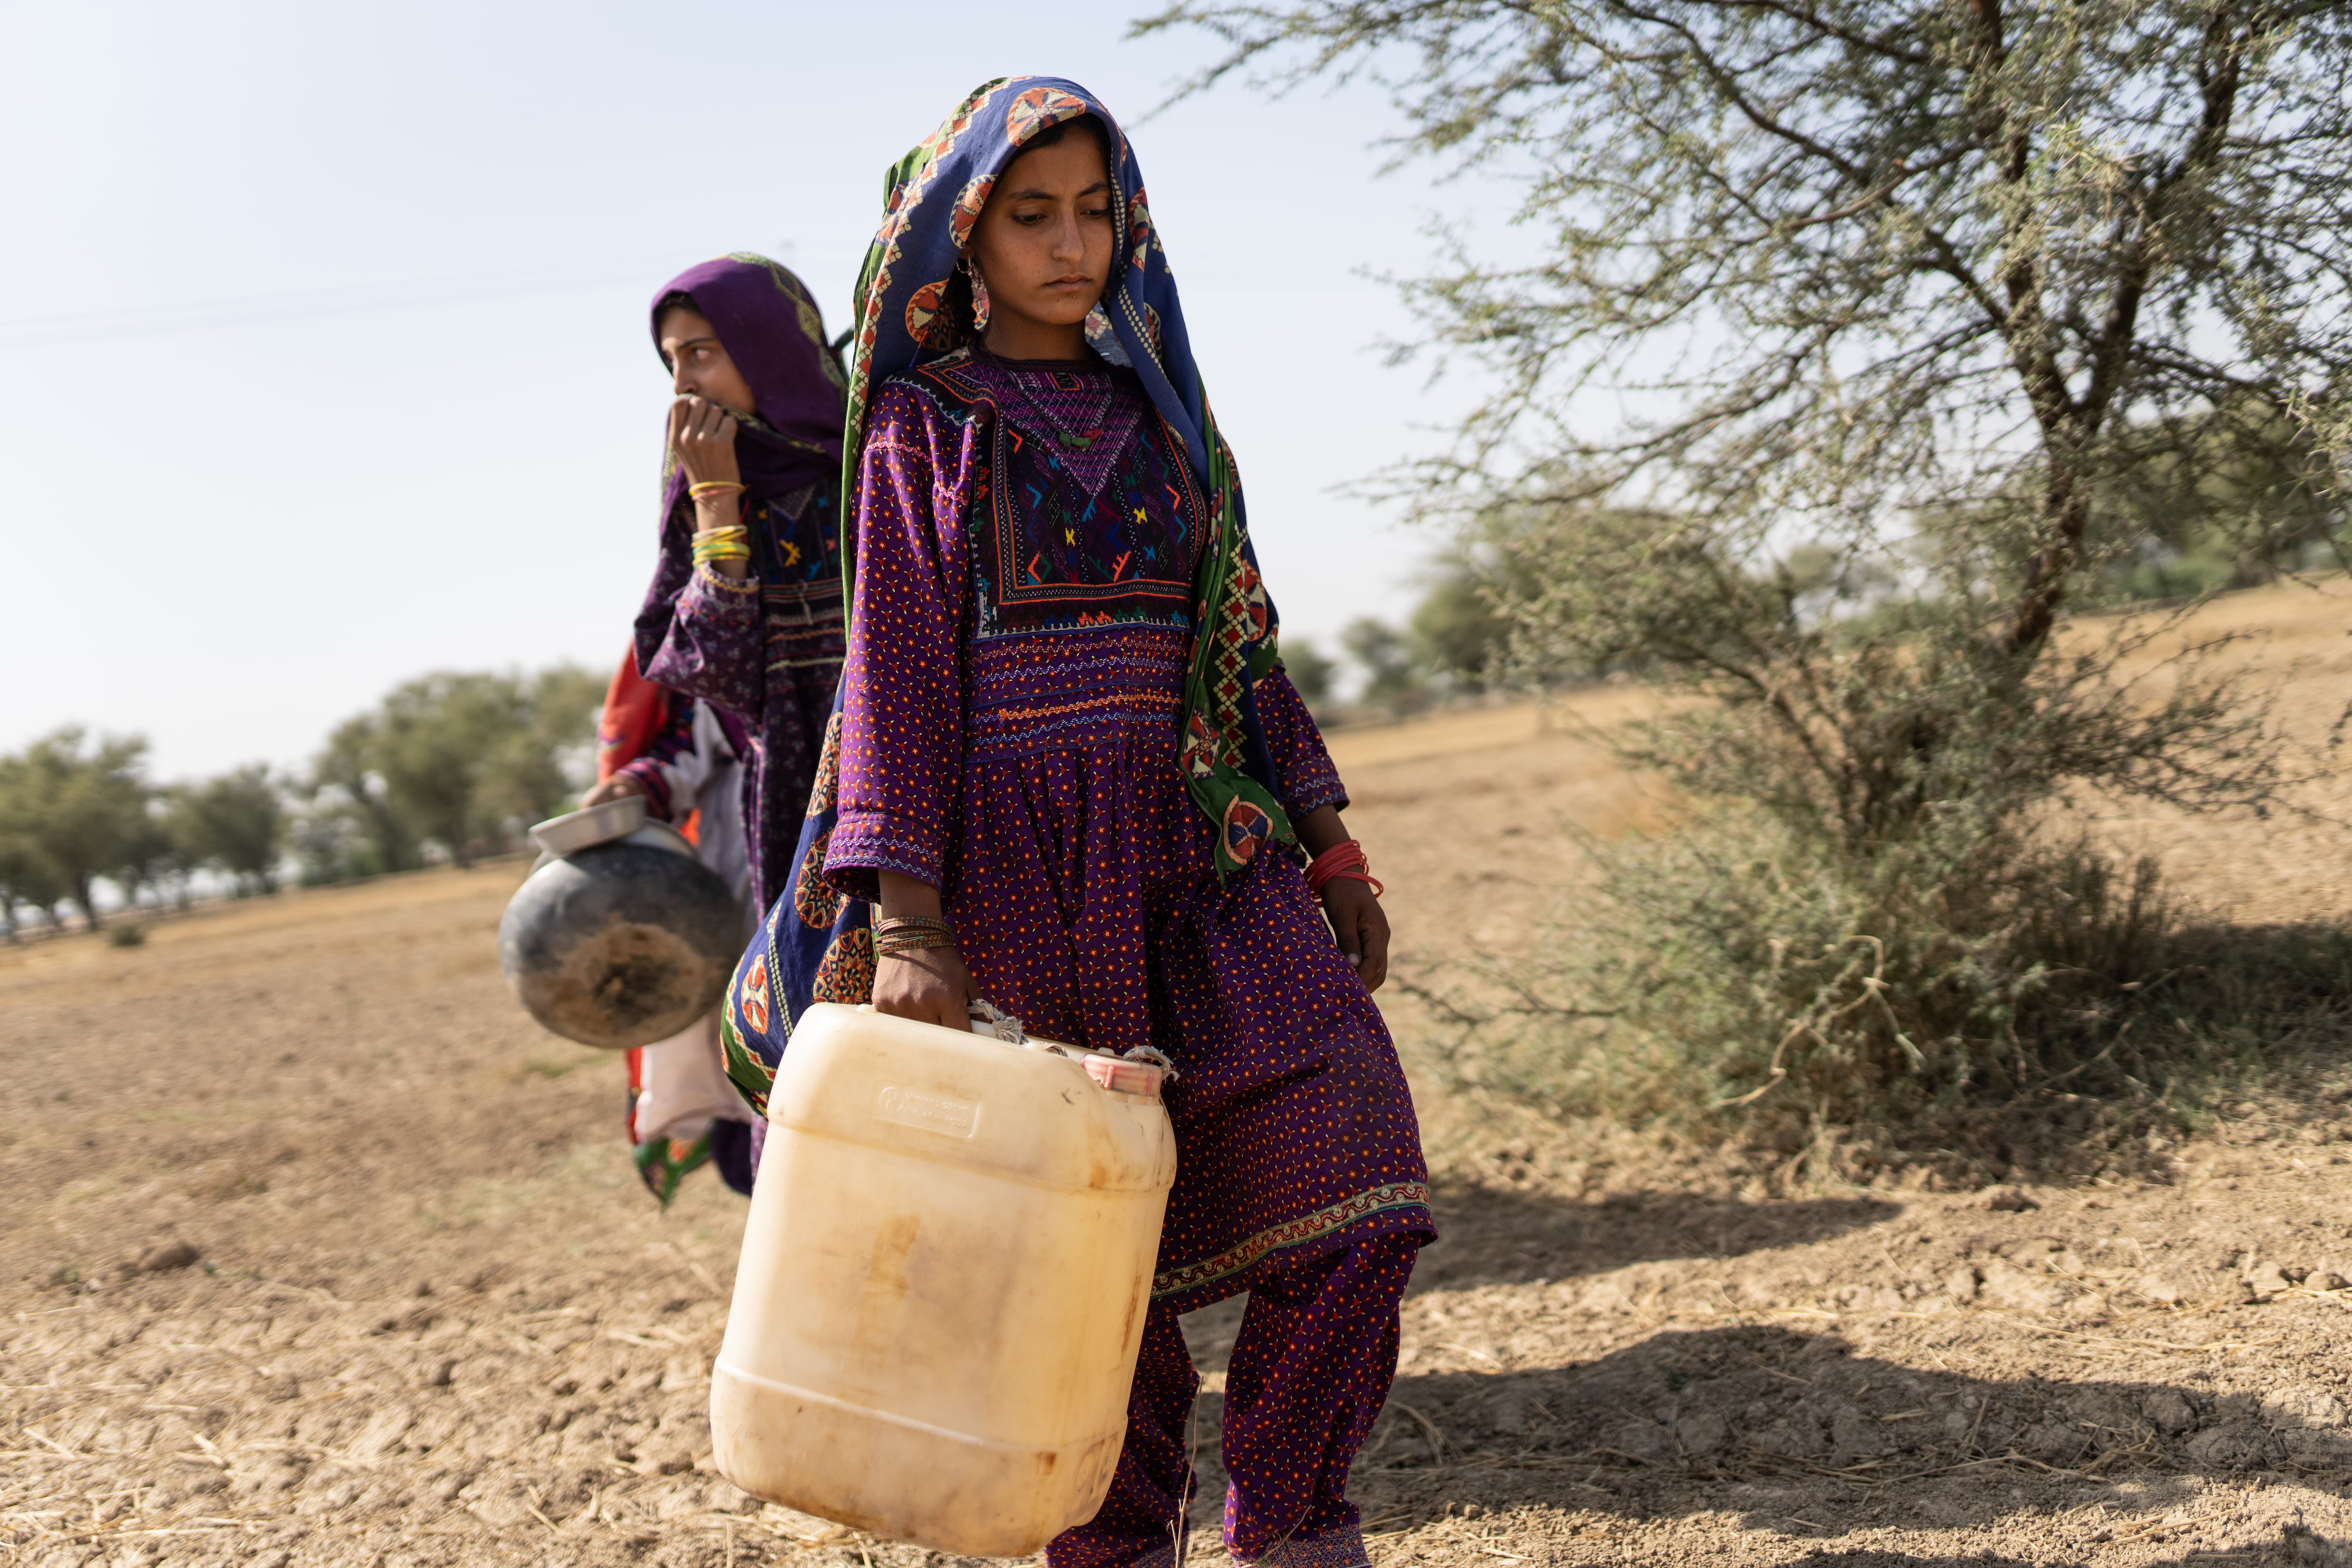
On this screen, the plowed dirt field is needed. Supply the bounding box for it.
[12,580,2352,1567]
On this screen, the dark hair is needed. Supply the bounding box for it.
[1017,112,1113,169]
[929,114,1115,350]
[653,289,703,364]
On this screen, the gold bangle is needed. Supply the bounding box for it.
[689,480,746,499]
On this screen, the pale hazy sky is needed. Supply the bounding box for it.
[0,1,1493,780]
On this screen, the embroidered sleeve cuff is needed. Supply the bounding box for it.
[1286,772,1350,819]
[680,562,763,612]
[823,813,943,904]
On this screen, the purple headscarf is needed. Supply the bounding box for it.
[647,253,846,536]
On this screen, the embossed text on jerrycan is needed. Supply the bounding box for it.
[712,1001,1178,1557]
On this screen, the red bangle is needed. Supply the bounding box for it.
[1304,839,1383,901]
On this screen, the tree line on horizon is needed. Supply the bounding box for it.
[0,573,1526,942]
[0,667,604,938]
[4,434,2318,944]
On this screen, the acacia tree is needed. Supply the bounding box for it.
[1148,0,2352,1127]
[167,764,287,895]
[305,714,423,878]
[300,666,603,876]
[0,729,152,932]
[0,837,68,940]
[1152,0,2349,549]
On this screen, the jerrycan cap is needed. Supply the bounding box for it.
[1080,1055,1167,1098]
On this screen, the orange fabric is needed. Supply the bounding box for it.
[598,650,700,846]
[597,649,673,780]
[597,649,671,781]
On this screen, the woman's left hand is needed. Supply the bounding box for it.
[1322,878,1389,993]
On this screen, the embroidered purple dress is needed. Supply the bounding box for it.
[716,77,1434,1568]
[823,348,1432,1568]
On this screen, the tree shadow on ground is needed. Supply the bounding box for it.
[1177,1323,2352,1561]
[1745,1556,2073,1567]
[1410,1184,1902,1292]
[1177,1189,1896,1377]
[1729,1547,2345,1567]
[1178,1187,1898,1387]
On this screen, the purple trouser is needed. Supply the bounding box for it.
[1048,1235,1418,1568]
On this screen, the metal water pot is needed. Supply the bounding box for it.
[498,796,747,1050]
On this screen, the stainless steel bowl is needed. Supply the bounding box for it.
[528,794,649,857]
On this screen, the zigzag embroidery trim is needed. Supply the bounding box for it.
[1150,1182,1432,1299]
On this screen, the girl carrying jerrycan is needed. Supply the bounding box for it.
[709,77,1435,1568]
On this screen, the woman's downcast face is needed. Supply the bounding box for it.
[657,305,759,417]
[969,130,1114,350]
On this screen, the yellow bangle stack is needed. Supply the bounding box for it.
[689,479,746,502]
[692,525,752,567]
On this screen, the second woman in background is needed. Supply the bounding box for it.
[584,253,849,1201]
[619,254,849,912]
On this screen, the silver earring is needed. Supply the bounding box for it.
[963,256,991,334]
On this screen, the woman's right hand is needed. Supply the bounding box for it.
[578,773,650,810]
[873,946,977,1032]
[668,395,742,488]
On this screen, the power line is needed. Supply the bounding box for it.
[0,257,699,350]
[0,245,1368,350]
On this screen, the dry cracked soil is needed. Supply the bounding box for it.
[13,579,2352,1568]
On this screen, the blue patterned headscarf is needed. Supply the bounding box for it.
[844,77,1295,876]
[717,79,1303,1122]
[845,83,1197,503]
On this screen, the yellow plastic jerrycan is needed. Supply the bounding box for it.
[712,1001,1178,1556]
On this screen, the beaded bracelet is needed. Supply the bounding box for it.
[1304,839,1384,902]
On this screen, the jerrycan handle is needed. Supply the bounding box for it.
[966,997,1029,1045]
[964,998,1178,1097]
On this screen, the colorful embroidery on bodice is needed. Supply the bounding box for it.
[965,625,1190,764]
[746,481,845,677]
[918,353,1204,641]
[749,481,840,589]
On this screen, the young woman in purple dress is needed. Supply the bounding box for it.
[720,80,1434,1568]
[606,255,850,915]
[574,256,849,1200]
